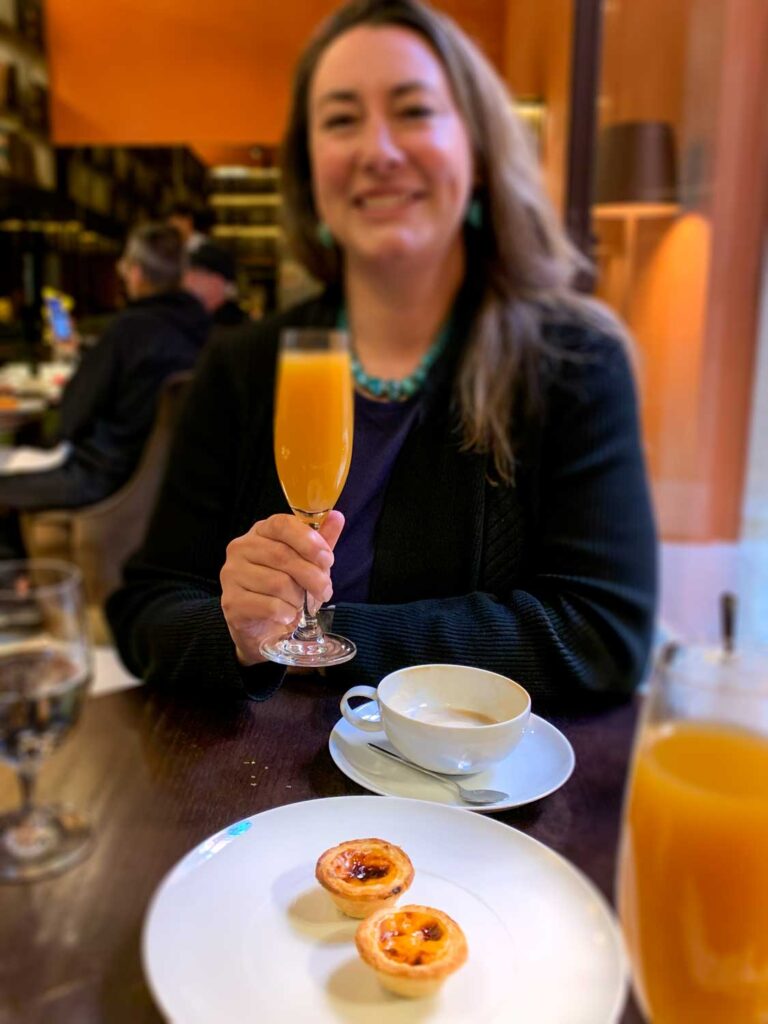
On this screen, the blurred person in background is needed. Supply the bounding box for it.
[0,223,210,557]
[183,242,247,328]
[167,200,215,252]
[108,0,657,705]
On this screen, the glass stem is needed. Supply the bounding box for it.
[292,522,324,644]
[16,763,39,820]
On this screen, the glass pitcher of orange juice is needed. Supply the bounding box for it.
[617,643,768,1022]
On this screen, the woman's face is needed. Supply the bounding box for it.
[308,25,474,272]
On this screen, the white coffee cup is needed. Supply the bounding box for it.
[340,663,531,775]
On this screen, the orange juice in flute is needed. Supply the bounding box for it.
[274,347,352,526]
[260,328,356,667]
[618,632,768,1023]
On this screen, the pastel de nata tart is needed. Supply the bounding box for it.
[315,838,414,919]
[355,904,468,998]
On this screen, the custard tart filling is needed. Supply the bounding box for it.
[379,908,449,966]
[315,838,414,918]
[355,904,468,996]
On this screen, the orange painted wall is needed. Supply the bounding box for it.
[595,0,768,539]
[503,0,573,215]
[695,0,768,538]
[629,214,711,536]
[45,0,506,146]
[46,0,338,144]
[599,0,690,128]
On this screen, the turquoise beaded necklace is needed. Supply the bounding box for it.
[337,308,450,402]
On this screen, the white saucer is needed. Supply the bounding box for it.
[329,703,575,812]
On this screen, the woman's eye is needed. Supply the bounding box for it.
[322,113,357,130]
[399,105,435,120]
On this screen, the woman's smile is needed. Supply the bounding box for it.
[352,188,426,216]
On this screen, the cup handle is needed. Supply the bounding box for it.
[340,685,381,732]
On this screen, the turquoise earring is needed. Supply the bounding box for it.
[465,196,483,230]
[317,222,334,248]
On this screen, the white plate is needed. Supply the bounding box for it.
[330,705,575,811]
[143,796,626,1024]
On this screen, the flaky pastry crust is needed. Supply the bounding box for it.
[315,838,414,919]
[355,904,468,997]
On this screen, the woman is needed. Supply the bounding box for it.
[108,0,657,706]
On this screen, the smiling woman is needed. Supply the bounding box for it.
[107,0,657,710]
[307,24,474,296]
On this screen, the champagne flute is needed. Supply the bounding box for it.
[0,559,93,882]
[260,328,356,668]
[617,641,768,1022]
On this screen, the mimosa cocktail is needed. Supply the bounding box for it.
[274,349,353,524]
[618,647,768,1023]
[260,328,356,668]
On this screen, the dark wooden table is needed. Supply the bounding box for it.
[0,676,645,1024]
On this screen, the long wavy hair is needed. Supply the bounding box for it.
[280,0,624,482]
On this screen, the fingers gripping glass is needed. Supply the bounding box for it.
[0,560,93,882]
[259,329,356,668]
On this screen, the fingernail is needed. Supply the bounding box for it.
[318,551,333,569]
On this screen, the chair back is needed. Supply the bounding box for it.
[21,370,193,608]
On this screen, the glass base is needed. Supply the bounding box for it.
[0,804,93,883]
[259,631,357,668]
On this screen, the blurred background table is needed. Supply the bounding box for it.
[0,360,74,445]
[0,360,74,403]
[0,396,49,440]
[0,676,645,1023]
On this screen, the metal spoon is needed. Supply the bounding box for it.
[720,591,737,656]
[367,743,509,806]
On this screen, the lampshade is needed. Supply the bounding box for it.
[595,121,678,206]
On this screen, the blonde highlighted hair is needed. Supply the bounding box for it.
[280,0,624,482]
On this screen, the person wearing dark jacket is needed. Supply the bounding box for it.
[183,242,248,328]
[107,0,657,708]
[0,222,210,556]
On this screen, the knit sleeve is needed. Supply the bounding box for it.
[329,335,658,709]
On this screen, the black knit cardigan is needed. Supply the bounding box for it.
[107,285,657,710]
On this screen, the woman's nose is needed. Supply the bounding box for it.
[358,117,404,172]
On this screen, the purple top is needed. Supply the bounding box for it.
[332,391,422,603]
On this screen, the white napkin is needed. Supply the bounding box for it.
[0,442,71,475]
[90,646,143,696]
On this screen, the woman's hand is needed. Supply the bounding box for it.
[220,510,345,666]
